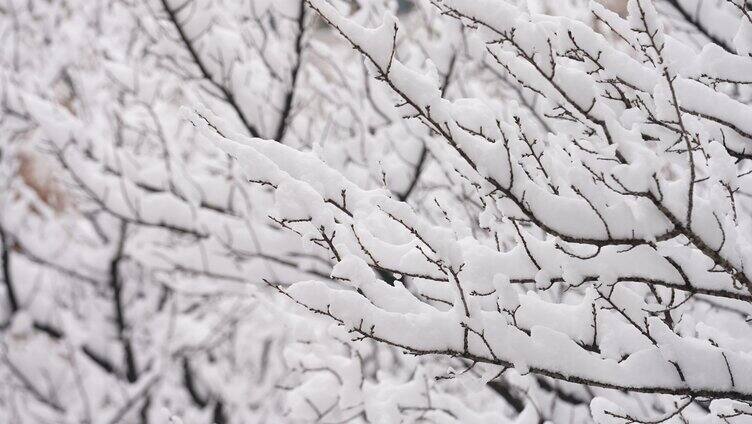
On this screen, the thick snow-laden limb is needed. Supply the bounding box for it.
[184,0,752,421]
[195,106,752,402]
[322,0,752,294]
[309,0,752,300]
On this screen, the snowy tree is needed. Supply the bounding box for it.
[0,0,316,422]
[2,0,752,423]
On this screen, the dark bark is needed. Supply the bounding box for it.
[274,0,307,142]
[110,221,138,383]
[0,226,19,313]
[159,0,261,138]
[663,0,735,54]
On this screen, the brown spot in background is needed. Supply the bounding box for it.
[17,149,68,213]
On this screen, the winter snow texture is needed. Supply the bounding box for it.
[2,0,752,423]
